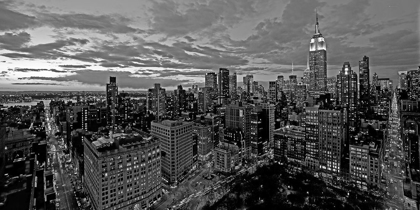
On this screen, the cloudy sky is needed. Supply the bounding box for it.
[0,0,418,91]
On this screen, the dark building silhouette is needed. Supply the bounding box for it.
[106,76,118,129]
[359,56,370,108]
[218,68,230,105]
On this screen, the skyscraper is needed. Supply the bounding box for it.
[205,72,217,90]
[229,72,237,101]
[276,75,284,100]
[174,85,186,116]
[398,71,408,90]
[147,83,166,119]
[308,12,327,91]
[243,75,254,95]
[106,76,118,128]
[359,56,370,107]
[318,109,345,177]
[218,68,230,105]
[225,102,252,158]
[151,120,193,186]
[304,106,320,171]
[336,62,358,134]
[268,81,277,102]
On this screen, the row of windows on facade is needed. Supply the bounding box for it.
[101,186,160,209]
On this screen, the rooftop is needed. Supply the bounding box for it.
[5,128,35,142]
[274,125,305,134]
[155,120,192,127]
[86,128,157,152]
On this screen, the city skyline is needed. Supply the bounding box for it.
[0,0,418,91]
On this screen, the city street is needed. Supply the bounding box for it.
[51,139,78,210]
[46,107,78,210]
[383,94,405,209]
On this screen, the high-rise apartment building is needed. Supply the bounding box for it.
[150,120,193,186]
[106,77,118,128]
[225,102,252,158]
[400,99,420,203]
[193,123,213,159]
[378,78,392,91]
[276,75,284,99]
[218,68,230,105]
[398,71,408,90]
[229,72,237,101]
[243,75,254,96]
[337,62,358,136]
[359,56,370,107]
[269,81,277,102]
[406,67,420,100]
[304,106,320,170]
[261,103,275,149]
[174,85,186,116]
[296,83,307,108]
[349,136,382,190]
[308,13,327,91]
[326,77,337,98]
[147,84,166,119]
[83,129,162,210]
[318,109,345,177]
[117,92,131,125]
[82,105,100,132]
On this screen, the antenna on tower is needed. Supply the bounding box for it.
[292,62,294,74]
[315,9,320,34]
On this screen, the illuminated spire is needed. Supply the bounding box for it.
[292,62,294,74]
[315,9,320,34]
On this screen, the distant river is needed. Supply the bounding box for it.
[2,99,77,107]
[2,99,53,107]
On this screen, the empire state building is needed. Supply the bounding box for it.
[309,12,327,91]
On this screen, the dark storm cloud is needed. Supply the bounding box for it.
[19,70,191,89]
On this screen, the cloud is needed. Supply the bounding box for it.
[184,36,196,42]
[19,70,191,89]
[12,82,60,85]
[0,2,38,31]
[222,0,325,66]
[136,69,209,77]
[149,0,269,37]
[58,65,90,68]
[1,38,90,60]
[38,13,141,34]
[13,68,69,73]
[323,0,383,37]
[0,32,31,50]
[1,52,33,58]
